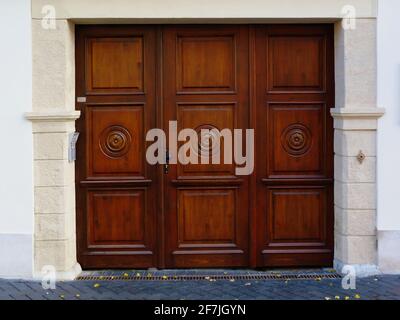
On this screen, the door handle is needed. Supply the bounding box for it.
[164,150,170,174]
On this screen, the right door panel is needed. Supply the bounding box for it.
[255,25,334,267]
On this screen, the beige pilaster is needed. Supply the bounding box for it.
[332,19,384,276]
[26,19,81,280]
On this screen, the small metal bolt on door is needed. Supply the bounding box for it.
[164,150,170,174]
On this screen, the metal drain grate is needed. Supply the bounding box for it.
[77,273,341,281]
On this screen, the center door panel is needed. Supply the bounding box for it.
[162,26,250,267]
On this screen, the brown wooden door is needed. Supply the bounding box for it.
[75,26,159,268]
[254,25,334,267]
[162,26,250,267]
[75,24,334,269]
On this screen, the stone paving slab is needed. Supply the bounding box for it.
[0,272,399,300]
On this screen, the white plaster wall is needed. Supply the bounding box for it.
[377,0,400,273]
[377,0,400,230]
[0,0,34,278]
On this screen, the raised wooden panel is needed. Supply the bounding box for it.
[258,186,333,267]
[87,190,145,246]
[178,189,236,245]
[176,36,236,93]
[86,37,144,94]
[268,188,324,242]
[87,105,144,177]
[268,103,324,177]
[267,35,325,93]
[177,103,236,176]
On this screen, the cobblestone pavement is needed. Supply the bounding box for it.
[1,270,400,300]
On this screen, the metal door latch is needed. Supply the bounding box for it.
[69,132,80,162]
[164,150,170,174]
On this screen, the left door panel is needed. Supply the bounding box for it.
[75,26,158,268]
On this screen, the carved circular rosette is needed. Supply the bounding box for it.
[281,124,312,156]
[194,124,220,157]
[100,125,132,158]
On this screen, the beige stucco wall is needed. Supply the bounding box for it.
[28,0,383,279]
[32,0,377,21]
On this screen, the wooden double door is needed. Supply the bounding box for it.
[76,25,334,269]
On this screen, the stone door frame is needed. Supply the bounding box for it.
[26,13,384,279]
